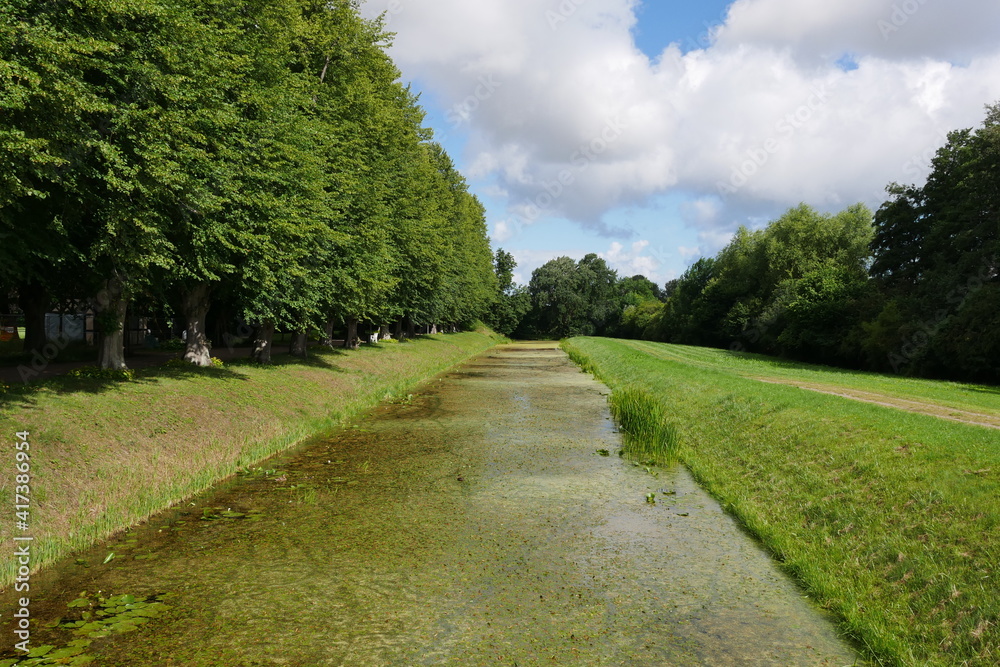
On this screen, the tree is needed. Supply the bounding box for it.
[526,257,586,338]
[868,102,1000,379]
[648,203,874,362]
[0,0,121,357]
[487,248,530,337]
[523,254,618,338]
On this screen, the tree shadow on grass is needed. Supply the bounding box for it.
[0,337,445,410]
[961,383,1000,396]
[0,360,253,411]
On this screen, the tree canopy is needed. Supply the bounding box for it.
[1,0,499,367]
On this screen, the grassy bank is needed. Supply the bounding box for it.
[563,337,1000,666]
[0,332,502,587]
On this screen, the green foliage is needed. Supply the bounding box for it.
[638,106,998,385]
[1,0,499,364]
[608,385,678,465]
[162,357,224,370]
[649,202,877,367]
[159,339,186,352]
[65,366,135,382]
[869,103,1000,381]
[523,254,621,338]
[485,248,531,337]
[569,336,1000,666]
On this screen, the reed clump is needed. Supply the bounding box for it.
[608,385,678,465]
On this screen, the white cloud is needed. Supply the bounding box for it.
[678,246,702,261]
[600,239,663,280]
[716,0,1000,63]
[363,0,1000,251]
[506,238,668,287]
[508,248,586,286]
[491,218,515,243]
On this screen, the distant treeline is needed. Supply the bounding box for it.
[512,103,1000,383]
[1,0,498,367]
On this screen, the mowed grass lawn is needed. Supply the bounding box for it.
[564,337,1000,667]
[0,332,501,587]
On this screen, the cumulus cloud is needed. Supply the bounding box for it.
[507,238,670,286]
[717,0,1000,63]
[363,0,1000,243]
[600,240,662,280]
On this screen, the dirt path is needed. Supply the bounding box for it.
[753,377,1000,430]
[1,343,861,665]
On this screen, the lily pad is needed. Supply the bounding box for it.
[109,621,140,633]
[46,645,88,659]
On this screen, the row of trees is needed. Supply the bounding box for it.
[1,0,497,368]
[516,103,998,383]
[645,202,874,366]
[643,104,999,381]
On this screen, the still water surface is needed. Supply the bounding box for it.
[1,342,862,665]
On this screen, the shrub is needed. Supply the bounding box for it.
[65,366,136,381]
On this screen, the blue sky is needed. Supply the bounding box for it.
[363,0,1000,285]
[398,0,736,284]
[632,0,732,58]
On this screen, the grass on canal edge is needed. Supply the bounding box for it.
[562,336,1000,667]
[607,385,679,465]
[0,332,504,588]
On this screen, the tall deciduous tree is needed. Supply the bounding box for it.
[869,103,1000,379]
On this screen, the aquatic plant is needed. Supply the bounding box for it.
[608,385,678,465]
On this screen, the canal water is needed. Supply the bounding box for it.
[1,342,861,665]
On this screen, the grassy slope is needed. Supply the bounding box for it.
[0,333,501,587]
[624,340,1000,418]
[564,337,1000,667]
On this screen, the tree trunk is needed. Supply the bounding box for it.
[290,330,308,357]
[181,282,213,367]
[96,276,128,370]
[321,319,335,347]
[405,315,416,340]
[251,321,275,363]
[344,317,359,350]
[18,281,49,355]
[430,324,438,335]
[379,324,391,340]
[394,319,404,341]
